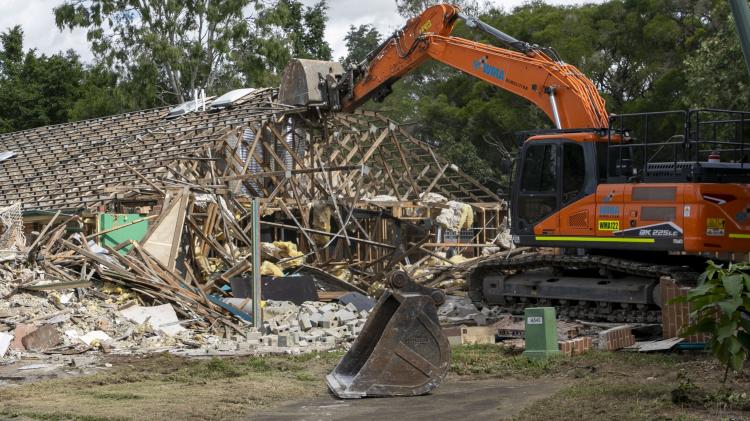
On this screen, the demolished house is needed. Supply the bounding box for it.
[0,88,509,356]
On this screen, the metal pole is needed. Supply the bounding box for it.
[251,198,262,328]
[546,87,563,129]
[730,0,750,78]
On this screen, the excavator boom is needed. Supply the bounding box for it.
[279,4,608,129]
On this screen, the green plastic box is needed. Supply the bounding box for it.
[522,307,561,360]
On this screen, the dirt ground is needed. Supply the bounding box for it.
[0,346,748,421]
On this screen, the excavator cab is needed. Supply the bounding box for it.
[511,132,602,238]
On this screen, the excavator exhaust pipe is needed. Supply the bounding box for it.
[326,272,450,398]
[279,58,346,109]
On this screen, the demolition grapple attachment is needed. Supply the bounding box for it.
[326,271,450,398]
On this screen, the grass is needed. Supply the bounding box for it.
[0,352,345,421]
[450,344,568,377]
[0,347,747,420]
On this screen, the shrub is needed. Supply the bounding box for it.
[673,261,750,381]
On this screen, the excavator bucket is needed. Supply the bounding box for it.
[326,272,450,398]
[278,59,345,109]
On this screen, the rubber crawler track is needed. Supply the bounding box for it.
[468,254,700,323]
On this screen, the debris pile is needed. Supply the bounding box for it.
[0,89,510,363]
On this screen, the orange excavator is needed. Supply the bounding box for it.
[279,4,750,398]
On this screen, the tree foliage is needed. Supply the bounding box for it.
[54,0,254,104]
[0,26,120,133]
[684,1,750,110]
[53,0,332,104]
[236,0,332,88]
[340,24,381,65]
[673,261,750,381]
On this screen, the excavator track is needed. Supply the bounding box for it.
[468,254,700,324]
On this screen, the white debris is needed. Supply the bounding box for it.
[418,192,448,204]
[119,304,186,337]
[365,195,398,203]
[79,330,112,346]
[435,200,474,231]
[0,332,12,357]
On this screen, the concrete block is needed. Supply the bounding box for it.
[261,335,278,347]
[238,341,258,351]
[246,331,262,341]
[336,310,356,323]
[277,334,291,347]
[345,302,358,312]
[215,342,237,352]
[271,323,290,334]
[308,329,324,339]
[299,316,312,331]
[309,313,323,326]
[358,310,369,319]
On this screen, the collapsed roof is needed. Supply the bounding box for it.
[0,88,499,212]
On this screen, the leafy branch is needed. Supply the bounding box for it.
[673,261,750,382]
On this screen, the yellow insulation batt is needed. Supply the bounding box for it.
[260,261,284,277]
[272,241,304,268]
[435,201,474,231]
[311,201,333,246]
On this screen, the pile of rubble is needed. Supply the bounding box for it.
[0,279,373,361]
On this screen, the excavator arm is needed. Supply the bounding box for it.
[280,4,609,129]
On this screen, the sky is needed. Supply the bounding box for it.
[0,0,603,63]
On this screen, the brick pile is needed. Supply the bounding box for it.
[597,325,635,351]
[558,336,593,356]
[660,277,710,343]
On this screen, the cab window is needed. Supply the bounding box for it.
[520,144,556,192]
[562,143,585,204]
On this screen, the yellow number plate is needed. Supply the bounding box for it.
[707,218,725,229]
[598,220,620,231]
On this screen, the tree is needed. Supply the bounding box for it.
[225,0,333,88]
[341,24,381,65]
[684,1,750,110]
[0,26,85,132]
[54,0,254,105]
[0,26,135,133]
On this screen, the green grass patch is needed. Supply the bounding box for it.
[450,344,567,377]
